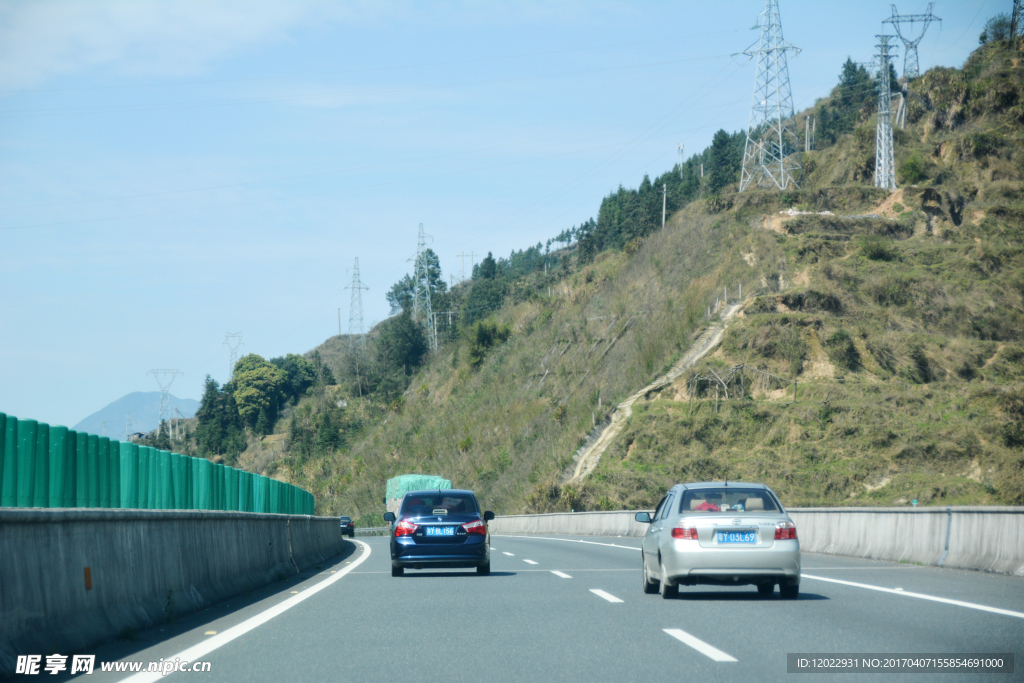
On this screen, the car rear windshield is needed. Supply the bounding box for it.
[401,493,479,516]
[679,488,779,513]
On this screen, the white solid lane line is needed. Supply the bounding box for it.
[551,571,572,579]
[502,551,514,556]
[121,542,372,683]
[523,559,538,565]
[802,574,1024,619]
[590,589,624,603]
[663,629,738,662]
[494,535,639,551]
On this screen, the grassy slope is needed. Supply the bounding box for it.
[265,44,1024,520]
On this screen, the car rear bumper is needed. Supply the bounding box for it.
[391,538,489,568]
[662,541,800,586]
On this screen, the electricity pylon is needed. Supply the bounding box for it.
[345,257,369,349]
[411,224,438,351]
[224,333,243,379]
[677,143,685,178]
[739,0,802,192]
[875,35,898,191]
[148,369,182,430]
[884,3,940,80]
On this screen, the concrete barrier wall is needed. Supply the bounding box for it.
[0,509,348,675]
[490,506,1024,576]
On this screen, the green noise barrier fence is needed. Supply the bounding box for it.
[0,412,314,514]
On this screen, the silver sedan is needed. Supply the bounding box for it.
[636,482,800,599]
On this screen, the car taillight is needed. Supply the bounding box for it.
[775,522,797,540]
[462,519,487,535]
[671,527,698,540]
[395,519,418,537]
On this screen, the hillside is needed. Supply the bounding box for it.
[240,41,1023,522]
[73,391,199,438]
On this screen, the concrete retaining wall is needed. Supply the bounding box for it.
[0,509,348,675]
[490,506,1024,576]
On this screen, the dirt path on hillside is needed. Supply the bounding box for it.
[562,301,744,488]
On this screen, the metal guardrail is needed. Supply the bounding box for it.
[353,526,390,537]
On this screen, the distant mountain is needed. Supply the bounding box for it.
[74,392,199,439]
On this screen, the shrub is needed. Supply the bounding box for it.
[825,328,862,372]
[899,154,927,184]
[860,236,899,261]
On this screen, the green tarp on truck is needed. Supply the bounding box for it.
[385,474,452,516]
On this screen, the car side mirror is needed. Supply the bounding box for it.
[383,512,395,522]
[635,512,652,523]
[382,497,386,504]
[484,511,495,521]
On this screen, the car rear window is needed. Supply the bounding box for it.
[401,493,478,516]
[679,488,779,513]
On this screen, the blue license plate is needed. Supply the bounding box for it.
[425,526,455,536]
[718,531,757,544]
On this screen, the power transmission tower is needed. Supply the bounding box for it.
[224,333,243,379]
[344,257,369,349]
[148,369,183,431]
[884,3,940,80]
[124,412,134,441]
[875,35,898,191]
[677,143,685,178]
[411,224,438,351]
[1013,0,1023,49]
[739,0,802,192]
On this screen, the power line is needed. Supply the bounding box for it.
[739,0,802,192]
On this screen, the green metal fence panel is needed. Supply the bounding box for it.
[98,436,111,508]
[186,456,194,509]
[86,434,99,508]
[138,446,151,509]
[225,466,239,511]
[0,413,5,507]
[17,419,38,507]
[75,432,89,507]
[254,474,267,513]
[62,430,77,507]
[169,452,183,509]
[108,439,120,509]
[32,422,50,508]
[155,450,171,509]
[193,457,212,510]
[1,415,14,507]
[237,470,251,511]
[47,425,68,508]
[119,442,139,508]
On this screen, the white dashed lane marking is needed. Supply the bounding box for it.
[502,552,514,556]
[663,629,737,662]
[523,559,538,565]
[590,589,623,603]
[551,571,572,579]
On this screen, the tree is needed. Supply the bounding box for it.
[376,311,427,374]
[980,13,1011,44]
[231,354,286,434]
[706,129,738,194]
[386,248,446,315]
[194,376,246,460]
[475,252,498,280]
[270,353,316,404]
[461,278,506,325]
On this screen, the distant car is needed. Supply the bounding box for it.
[339,516,354,538]
[635,482,800,599]
[383,489,495,577]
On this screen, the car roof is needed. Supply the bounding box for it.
[403,489,476,498]
[673,482,769,491]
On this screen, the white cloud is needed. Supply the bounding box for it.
[0,0,354,88]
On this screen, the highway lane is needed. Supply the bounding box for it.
[50,534,1021,682]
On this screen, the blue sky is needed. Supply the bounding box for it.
[0,0,992,428]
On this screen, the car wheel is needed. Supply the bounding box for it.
[659,558,678,599]
[348,530,354,538]
[391,565,404,577]
[780,581,799,599]
[757,582,774,596]
[642,554,659,594]
[476,562,491,576]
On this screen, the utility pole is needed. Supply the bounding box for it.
[124,412,133,441]
[457,252,470,282]
[224,333,243,380]
[677,143,685,178]
[102,422,106,437]
[739,0,802,192]
[662,184,667,228]
[805,116,810,152]
[344,257,369,350]
[411,224,437,351]
[148,369,183,432]
[338,308,342,337]
[1013,0,1023,50]
[884,3,940,80]
[875,35,898,191]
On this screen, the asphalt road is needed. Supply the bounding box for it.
[50,534,1023,683]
